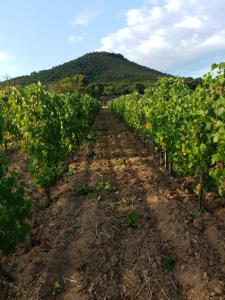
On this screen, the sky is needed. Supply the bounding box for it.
[0,0,225,80]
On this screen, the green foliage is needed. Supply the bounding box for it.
[0,101,4,143]
[163,256,176,270]
[0,130,32,257]
[0,86,21,150]
[48,74,88,94]
[1,52,166,87]
[0,82,100,256]
[183,77,202,90]
[52,281,63,296]
[0,103,32,256]
[66,168,77,176]
[133,82,146,94]
[86,151,96,158]
[123,210,139,229]
[86,133,98,143]
[96,179,116,192]
[75,179,116,197]
[0,167,32,255]
[75,185,95,196]
[87,83,104,98]
[121,197,130,204]
[190,211,202,221]
[109,63,225,199]
[0,83,100,189]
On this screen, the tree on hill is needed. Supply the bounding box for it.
[48,74,88,94]
[1,52,166,87]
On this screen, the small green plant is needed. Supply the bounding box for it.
[97,195,101,202]
[36,217,47,227]
[121,197,129,204]
[86,151,96,158]
[116,159,125,166]
[86,133,98,142]
[67,168,77,176]
[86,192,101,202]
[95,152,104,159]
[0,161,33,256]
[96,179,116,192]
[52,281,63,296]
[75,185,94,196]
[123,210,139,229]
[98,127,107,132]
[132,150,139,157]
[107,199,116,209]
[112,152,121,158]
[163,256,176,270]
[190,211,202,221]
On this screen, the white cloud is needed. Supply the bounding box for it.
[98,0,225,77]
[0,51,18,80]
[0,51,14,62]
[68,35,84,43]
[72,11,97,26]
[174,16,203,29]
[165,0,183,12]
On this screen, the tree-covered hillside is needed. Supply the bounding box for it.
[2,52,167,86]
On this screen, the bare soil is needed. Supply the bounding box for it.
[1,108,225,300]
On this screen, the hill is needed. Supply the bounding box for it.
[2,52,167,86]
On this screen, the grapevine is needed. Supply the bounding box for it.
[0,83,100,257]
[109,64,225,210]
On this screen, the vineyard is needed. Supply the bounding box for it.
[109,63,225,210]
[0,65,225,299]
[0,84,100,256]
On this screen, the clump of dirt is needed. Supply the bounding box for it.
[1,108,225,300]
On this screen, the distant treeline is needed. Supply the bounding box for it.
[0,51,202,97]
[0,52,166,87]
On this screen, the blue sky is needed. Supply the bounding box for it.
[1,0,225,79]
[0,0,137,77]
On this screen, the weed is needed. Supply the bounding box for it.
[190,211,202,221]
[52,281,63,296]
[36,217,47,227]
[132,150,139,157]
[96,179,116,192]
[86,151,96,158]
[116,158,126,166]
[107,199,116,209]
[75,185,94,196]
[86,133,98,142]
[98,127,108,131]
[123,210,139,229]
[112,152,121,158]
[163,256,176,270]
[121,197,129,204]
[86,192,101,202]
[67,168,77,176]
[94,152,104,159]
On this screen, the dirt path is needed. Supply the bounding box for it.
[1,108,225,300]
